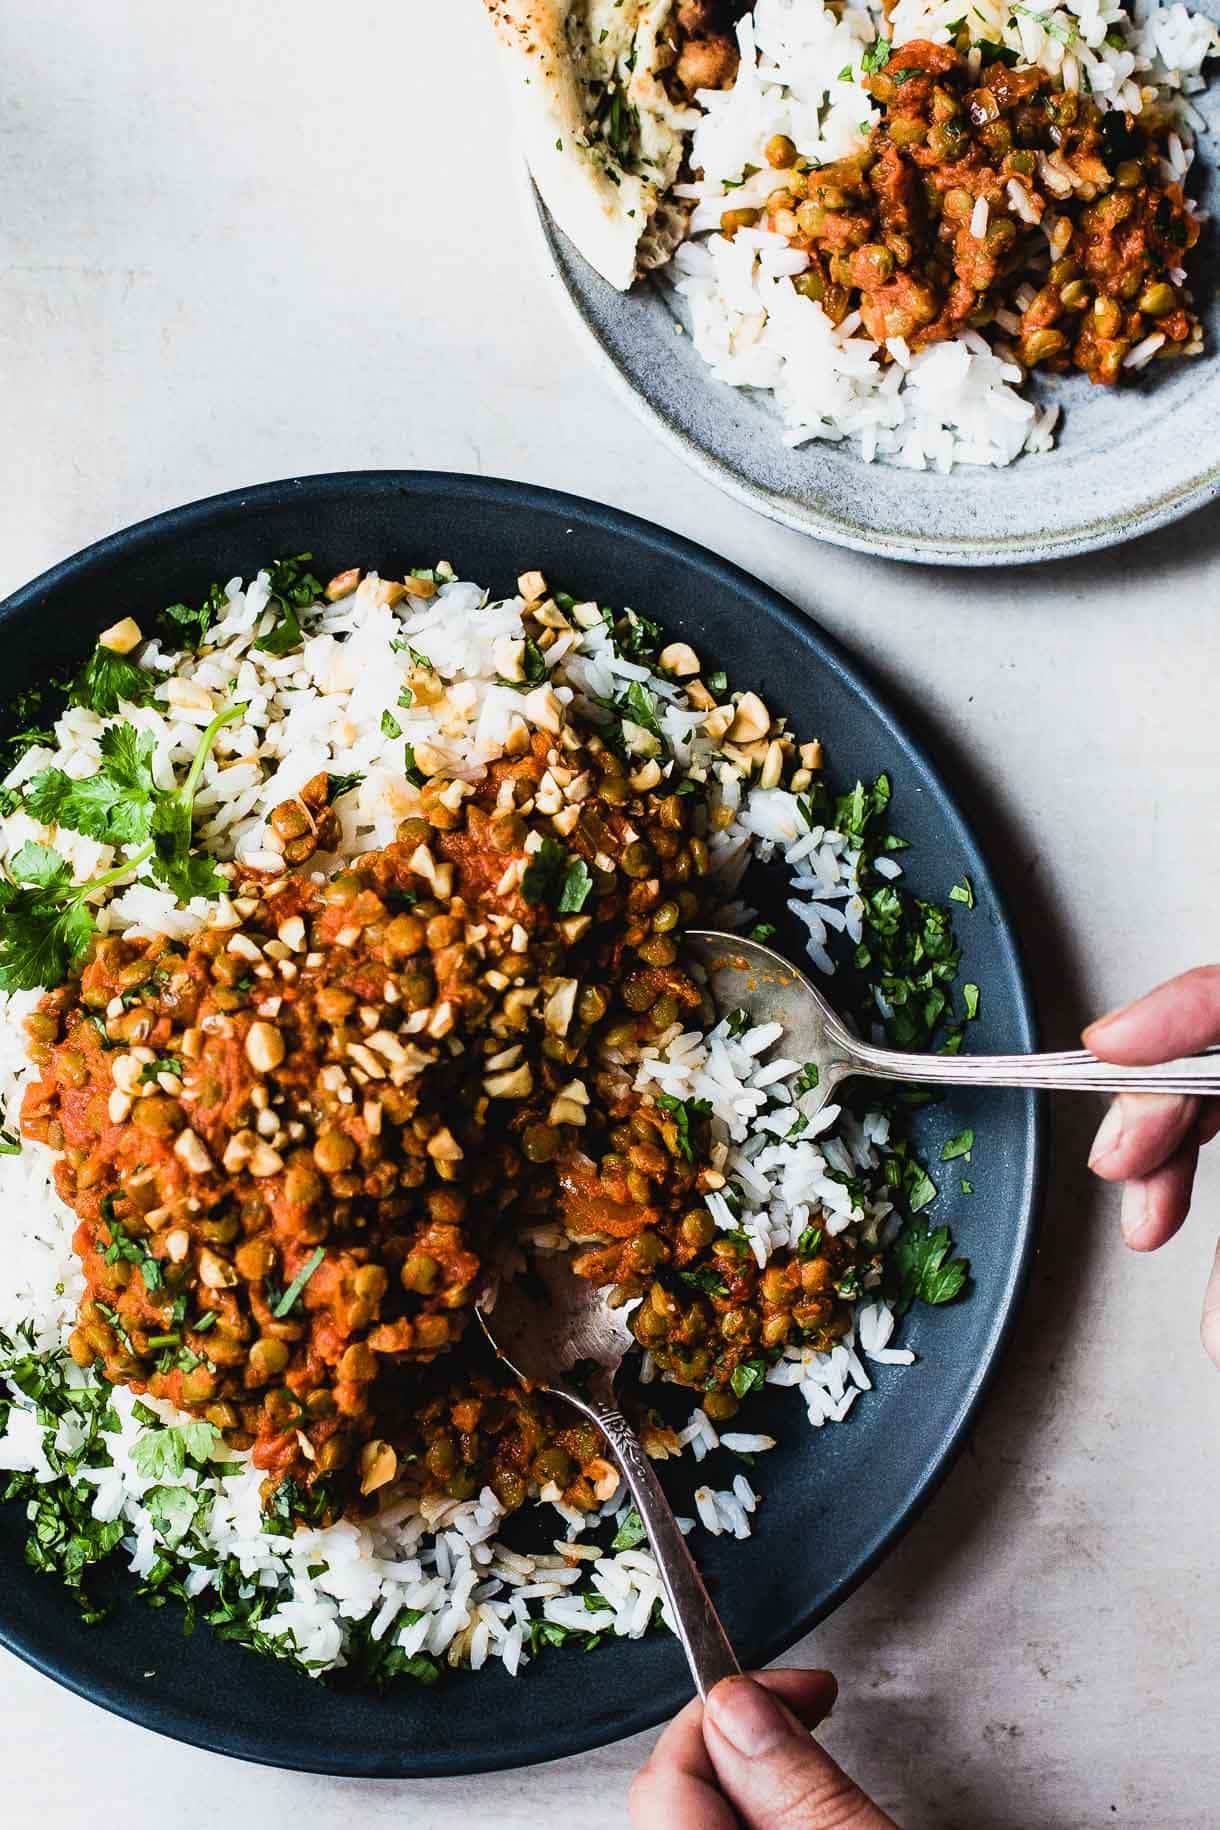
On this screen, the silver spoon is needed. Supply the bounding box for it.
[477,1253,741,1698]
[686,929,1220,1105]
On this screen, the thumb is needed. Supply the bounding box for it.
[703,1676,898,1830]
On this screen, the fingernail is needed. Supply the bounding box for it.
[707,1679,797,1756]
[1089,1102,1124,1169]
[1083,1005,1123,1046]
[1120,1179,1147,1243]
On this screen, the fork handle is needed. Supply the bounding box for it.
[845,1042,1220,1098]
[579,1392,740,1699]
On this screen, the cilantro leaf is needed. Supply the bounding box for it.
[159,581,228,650]
[889,1219,969,1312]
[67,646,157,716]
[940,1128,974,1162]
[949,876,975,909]
[23,722,157,848]
[147,703,244,902]
[610,1505,647,1550]
[381,709,402,740]
[624,680,663,743]
[131,1419,221,1483]
[253,555,322,656]
[730,1358,768,1399]
[679,1265,729,1298]
[521,838,593,912]
[326,772,364,803]
[0,845,97,991]
[557,854,592,914]
[963,982,980,1020]
[861,34,891,72]
[654,1092,712,1163]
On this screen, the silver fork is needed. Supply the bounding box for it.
[478,1254,741,1699]
[687,930,1220,1108]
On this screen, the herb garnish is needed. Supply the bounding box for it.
[0,703,244,990]
[730,1358,768,1400]
[326,771,364,803]
[252,555,323,656]
[520,837,593,913]
[159,581,229,650]
[270,1246,326,1319]
[889,1219,969,1311]
[653,1093,712,1163]
[67,646,157,716]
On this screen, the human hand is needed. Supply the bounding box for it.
[629,1668,899,1829]
[1085,965,1220,1365]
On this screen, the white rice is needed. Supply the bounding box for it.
[0,564,925,1683]
[672,0,1218,470]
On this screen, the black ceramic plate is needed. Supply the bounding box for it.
[0,472,1044,1775]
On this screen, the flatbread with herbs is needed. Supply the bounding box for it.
[483,2,742,290]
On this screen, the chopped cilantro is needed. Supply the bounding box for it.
[252,555,322,656]
[0,1126,20,1156]
[706,670,728,695]
[131,1419,221,1483]
[949,876,975,908]
[940,1128,974,1163]
[159,581,228,650]
[963,982,980,1021]
[890,1219,969,1311]
[791,1062,820,1097]
[521,837,592,913]
[270,1246,326,1319]
[653,1093,712,1163]
[861,34,891,72]
[748,922,777,943]
[611,1506,647,1551]
[730,1358,767,1399]
[380,709,402,740]
[102,1211,165,1293]
[679,1265,730,1298]
[796,1225,823,1260]
[326,771,364,803]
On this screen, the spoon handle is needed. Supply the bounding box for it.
[845,1042,1220,1098]
[583,1395,741,1698]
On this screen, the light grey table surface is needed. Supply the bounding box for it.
[2,3,1218,1825]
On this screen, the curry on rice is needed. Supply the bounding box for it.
[18,586,866,1529]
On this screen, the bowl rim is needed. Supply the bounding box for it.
[523,176,1220,568]
[0,470,1048,1774]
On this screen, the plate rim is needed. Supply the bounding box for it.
[524,175,1220,568]
[0,469,1047,1775]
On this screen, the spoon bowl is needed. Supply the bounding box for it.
[687,928,1220,1101]
[477,1257,740,1699]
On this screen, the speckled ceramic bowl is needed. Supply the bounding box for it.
[523,50,1220,566]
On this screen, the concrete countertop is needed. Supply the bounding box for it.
[1,4,1218,1824]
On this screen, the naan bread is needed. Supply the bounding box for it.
[483,1,700,291]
